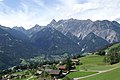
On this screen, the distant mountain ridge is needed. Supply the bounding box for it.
[48,19,120,42]
[1,18,120,69]
[12,19,120,52]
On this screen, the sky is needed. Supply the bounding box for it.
[0,0,120,29]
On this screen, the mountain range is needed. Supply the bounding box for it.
[0,18,120,69]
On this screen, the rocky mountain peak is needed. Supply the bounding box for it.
[47,19,57,27]
[34,24,40,27]
[51,19,56,23]
[13,26,26,31]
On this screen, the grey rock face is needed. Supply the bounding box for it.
[48,19,120,43]
[11,19,120,52]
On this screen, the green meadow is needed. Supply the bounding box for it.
[80,64,120,80]
[65,71,96,79]
[65,55,120,80]
[76,55,118,71]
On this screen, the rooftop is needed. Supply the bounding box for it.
[49,70,61,75]
[58,66,66,70]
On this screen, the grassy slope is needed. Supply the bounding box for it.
[65,72,97,79]
[64,55,106,79]
[80,63,120,80]
[80,55,106,65]
[76,55,118,71]
[78,44,120,80]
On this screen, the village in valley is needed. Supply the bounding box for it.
[1,55,82,80]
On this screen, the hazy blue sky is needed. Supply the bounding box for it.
[0,0,120,29]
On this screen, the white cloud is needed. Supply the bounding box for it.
[0,0,120,29]
[64,0,120,21]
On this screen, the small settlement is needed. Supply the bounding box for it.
[1,58,80,80]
